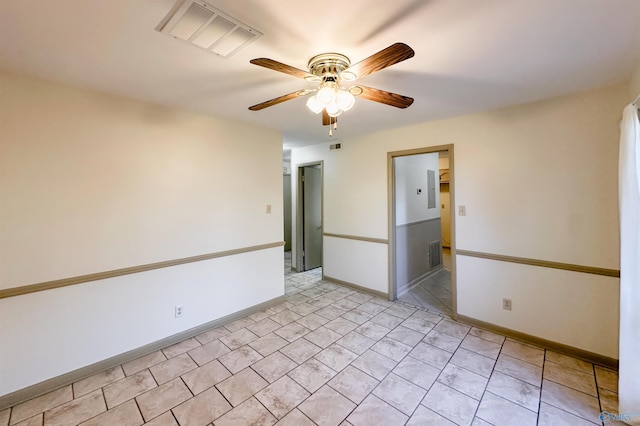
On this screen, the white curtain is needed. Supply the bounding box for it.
[619,102,640,425]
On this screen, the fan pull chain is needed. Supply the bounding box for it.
[328,115,338,137]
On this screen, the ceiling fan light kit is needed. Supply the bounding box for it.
[249,43,415,137]
[307,79,355,118]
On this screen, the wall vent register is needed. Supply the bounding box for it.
[157,0,262,58]
[429,240,442,269]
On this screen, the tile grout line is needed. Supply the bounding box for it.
[251,392,281,424]
[594,362,605,426]
[130,389,145,425]
[465,328,495,425]
[466,328,502,426]
[212,378,235,420]
[536,347,547,425]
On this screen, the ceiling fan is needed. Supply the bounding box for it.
[248,43,415,136]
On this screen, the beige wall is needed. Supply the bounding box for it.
[0,71,284,397]
[1,72,283,289]
[292,83,626,357]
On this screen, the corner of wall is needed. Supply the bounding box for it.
[628,59,640,101]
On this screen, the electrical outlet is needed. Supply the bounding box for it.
[175,305,184,318]
[502,298,512,311]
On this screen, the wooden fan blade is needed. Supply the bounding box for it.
[356,85,414,109]
[344,43,414,79]
[249,91,302,111]
[250,58,315,80]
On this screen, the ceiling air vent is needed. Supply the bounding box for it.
[157,0,262,58]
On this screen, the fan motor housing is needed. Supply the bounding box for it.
[308,53,351,77]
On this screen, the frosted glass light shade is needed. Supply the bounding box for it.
[326,102,342,117]
[317,85,336,105]
[336,89,355,111]
[306,95,324,114]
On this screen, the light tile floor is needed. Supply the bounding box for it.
[400,248,453,315]
[1,251,621,426]
[399,268,452,316]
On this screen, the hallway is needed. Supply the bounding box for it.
[399,248,452,316]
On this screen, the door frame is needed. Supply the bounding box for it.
[387,144,457,319]
[296,161,324,273]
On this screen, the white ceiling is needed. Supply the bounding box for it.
[1,0,640,149]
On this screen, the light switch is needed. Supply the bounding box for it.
[266,204,272,214]
[458,205,466,216]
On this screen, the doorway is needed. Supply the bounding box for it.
[297,162,323,272]
[389,145,456,317]
[283,150,292,251]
